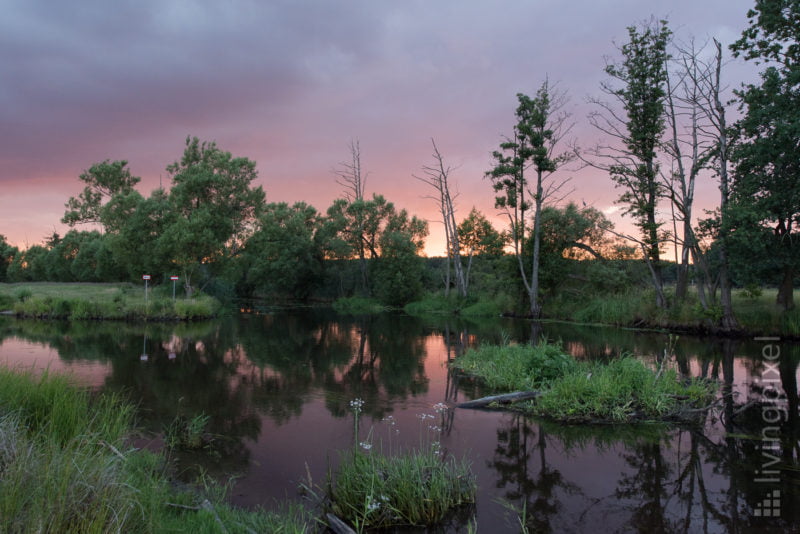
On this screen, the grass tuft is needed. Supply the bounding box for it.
[328,446,476,531]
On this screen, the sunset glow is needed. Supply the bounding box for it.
[0,1,757,256]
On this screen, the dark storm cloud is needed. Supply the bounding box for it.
[0,0,384,175]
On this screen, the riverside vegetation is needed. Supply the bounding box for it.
[452,341,716,423]
[0,282,220,321]
[0,368,476,533]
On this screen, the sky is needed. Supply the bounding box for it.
[0,0,759,256]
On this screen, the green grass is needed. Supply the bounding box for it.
[327,447,476,532]
[404,293,509,318]
[451,342,715,423]
[0,367,311,533]
[332,296,388,314]
[0,282,220,321]
[533,356,714,423]
[546,286,800,336]
[404,295,461,315]
[452,342,578,391]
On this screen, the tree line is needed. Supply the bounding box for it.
[1,3,798,328]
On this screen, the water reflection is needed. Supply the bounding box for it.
[0,312,798,532]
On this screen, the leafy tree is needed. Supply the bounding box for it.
[62,160,141,227]
[163,136,266,295]
[323,193,415,296]
[487,82,571,318]
[371,208,429,307]
[7,245,48,282]
[730,0,800,310]
[105,189,176,281]
[457,208,507,289]
[242,202,324,299]
[588,19,672,308]
[0,235,18,282]
[537,203,633,296]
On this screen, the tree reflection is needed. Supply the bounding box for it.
[489,415,578,533]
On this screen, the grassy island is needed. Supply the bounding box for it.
[452,342,716,424]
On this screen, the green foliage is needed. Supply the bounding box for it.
[13,288,32,302]
[1,282,219,321]
[0,234,18,283]
[332,296,387,315]
[730,2,800,311]
[452,342,578,391]
[457,208,507,257]
[328,448,475,531]
[243,202,323,299]
[61,160,141,227]
[533,356,714,423]
[164,413,210,450]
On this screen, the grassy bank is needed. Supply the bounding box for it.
[0,368,476,533]
[0,367,308,533]
[452,342,715,423]
[0,282,220,321]
[545,287,800,337]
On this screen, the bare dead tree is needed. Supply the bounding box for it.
[333,139,367,203]
[674,39,738,329]
[664,38,715,301]
[332,139,369,293]
[414,139,467,297]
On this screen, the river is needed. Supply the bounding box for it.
[0,310,797,532]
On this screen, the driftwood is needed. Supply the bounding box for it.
[457,391,541,409]
[326,513,357,534]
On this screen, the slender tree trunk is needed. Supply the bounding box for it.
[529,170,544,319]
[712,40,738,330]
[777,266,795,311]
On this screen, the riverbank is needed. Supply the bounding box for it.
[396,287,800,339]
[0,282,220,321]
[0,365,477,533]
[0,367,308,533]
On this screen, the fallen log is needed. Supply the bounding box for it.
[326,513,356,534]
[457,391,541,409]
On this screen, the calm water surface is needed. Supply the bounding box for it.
[0,310,798,533]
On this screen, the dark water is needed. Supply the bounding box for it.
[0,310,798,533]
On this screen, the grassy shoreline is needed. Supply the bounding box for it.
[396,287,800,338]
[0,367,308,533]
[0,282,220,321]
[0,367,476,533]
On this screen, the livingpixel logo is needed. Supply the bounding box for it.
[751,336,785,519]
